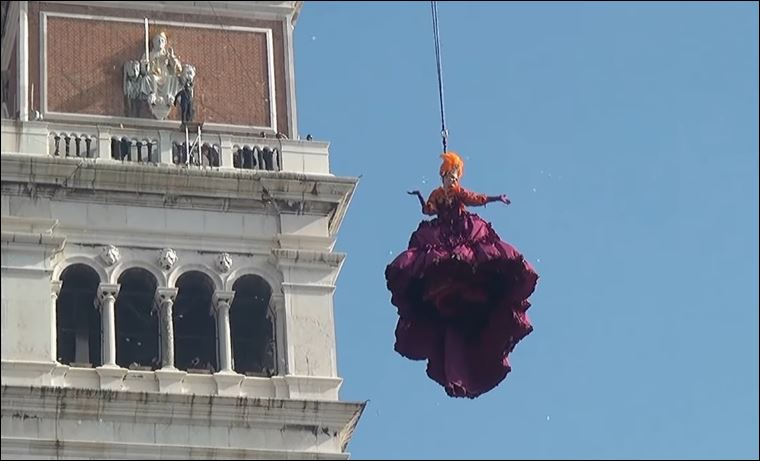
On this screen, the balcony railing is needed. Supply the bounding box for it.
[1,120,330,175]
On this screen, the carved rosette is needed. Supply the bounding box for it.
[216,252,232,273]
[99,245,121,266]
[158,248,178,271]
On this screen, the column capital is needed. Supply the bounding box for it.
[97,283,120,307]
[212,290,235,310]
[155,287,178,304]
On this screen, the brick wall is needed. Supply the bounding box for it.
[29,2,289,134]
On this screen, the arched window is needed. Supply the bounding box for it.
[56,264,101,367]
[231,275,275,376]
[115,268,159,370]
[174,271,217,373]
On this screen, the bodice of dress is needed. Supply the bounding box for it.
[424,187,488,220]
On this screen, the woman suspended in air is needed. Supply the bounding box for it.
[385,152,539,398]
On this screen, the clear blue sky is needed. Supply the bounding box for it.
[294,2,759,459]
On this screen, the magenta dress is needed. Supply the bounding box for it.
[385,186,539,398]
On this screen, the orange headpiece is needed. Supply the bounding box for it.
[439,151,464,177]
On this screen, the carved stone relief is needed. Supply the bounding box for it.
[99,245,121,266]
[216,252,232,273]
[123,31,197,121]
[158,248,178,271]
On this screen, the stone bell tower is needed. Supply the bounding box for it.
[1,1,364,458]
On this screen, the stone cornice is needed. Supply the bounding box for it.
[0,438,349,460]
[1,154,358,232]
[1,384,365,431]
[51,1,303,23]
[272,248,345,269]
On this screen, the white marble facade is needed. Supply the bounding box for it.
[1,143,362,460]
[1,1,363,459]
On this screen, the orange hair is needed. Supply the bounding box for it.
[439,151,464,177]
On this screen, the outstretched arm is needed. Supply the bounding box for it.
[407,190,425,207]
[408,190,437,216]
[487,194,511,205]
[461,189,511,207]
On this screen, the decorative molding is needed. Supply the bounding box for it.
[59,228,277,256]
[0,382,364,426]
[0,438,351,460]
[1,154,356,210]
[272,248,345,269]
[280,282,336,295]
[224,264,283,293]
[276,234,336,251]
[38,112,278,136]
[109,260,167,287]
[51,1,301,22]
[167,263,224,292]
[0,361,58,387]
[283,17,297,137]
[51,256,109,285]
[0,216,59,234]
[39,6,47,116]
[0,230,66,250]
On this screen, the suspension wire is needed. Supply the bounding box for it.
[431,1,448,153]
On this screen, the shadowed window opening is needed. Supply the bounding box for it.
[115,268,159,370]
[174,271,217,373]
[56,264,101,367]
[231,275,275,376]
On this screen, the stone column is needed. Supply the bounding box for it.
[213,291,235,373]
[155,287,178,369]
[50,281,62,363]
[97,284,120,368]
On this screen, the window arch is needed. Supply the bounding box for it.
[56,264,101,367]
[230,275,275,376]
[174,271,217,373]
[115,268,159,370]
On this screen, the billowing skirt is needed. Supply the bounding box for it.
[385,212,538,398]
